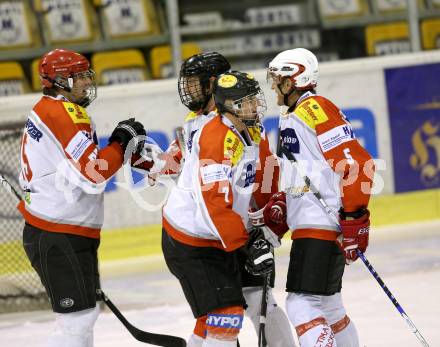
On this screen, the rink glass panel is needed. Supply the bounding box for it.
[0,122,49,313]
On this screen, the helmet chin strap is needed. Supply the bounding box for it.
[276,82,296,107]
[45,77,72,93]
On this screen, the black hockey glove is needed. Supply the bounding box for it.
[109,118,146,155]
[244,228,274,276]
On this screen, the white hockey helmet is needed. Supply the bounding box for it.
[267,48,318,90]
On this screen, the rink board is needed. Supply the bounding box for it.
[98,188,440,261]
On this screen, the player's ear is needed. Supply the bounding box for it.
[280,78,292,94]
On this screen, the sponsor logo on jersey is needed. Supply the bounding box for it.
[200,164,231,185]
[206,314,243,329]
[224,130,244,166]
[243,163,256,187]
[187,130,197,153]
[63,102,91,124]
[59,297,74,308]
[317,123,355,153]
[24,190,31,204]
[66,131,93,162]
[285,185,310,198]
[248,126,261,144]
[280,128,300,154]
[295,99,328,129]
[25,119,43,142]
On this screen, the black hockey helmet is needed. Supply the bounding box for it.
[178,52,231,111]
[213,71,266,127]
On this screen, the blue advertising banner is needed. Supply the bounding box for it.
[385,63,440,193]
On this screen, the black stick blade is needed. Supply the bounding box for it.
[99,290,186,346]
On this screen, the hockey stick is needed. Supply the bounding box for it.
[0,173,22,201]
[175,126,186,157]
[258,272,270,347]
[97,290,186,347]
[0,174,187,347]
[277,142,430,347]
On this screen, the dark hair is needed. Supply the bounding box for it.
[178,52,231,111]
[42,87,58,97]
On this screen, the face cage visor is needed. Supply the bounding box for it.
[178,75,210,111]
[266,69,286,86]
[55,70,97,107]
[228,90,267,128]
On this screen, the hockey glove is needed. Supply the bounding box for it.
[248,208,281,248]
[131,143,166,174]
[109,118,146,155]
[336,208,370,264]
[263,192,289,237]
[244,228,274,276]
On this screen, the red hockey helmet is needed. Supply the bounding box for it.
[39,48,96,107]
[39,48,89,88]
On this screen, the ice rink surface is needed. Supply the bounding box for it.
[1,220,439,347]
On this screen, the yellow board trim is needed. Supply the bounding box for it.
[95,189,440,262]
[369,188,440,226]
[99,224,162,262]
[63,102,91,124]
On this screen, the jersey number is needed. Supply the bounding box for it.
[21,133,33,181]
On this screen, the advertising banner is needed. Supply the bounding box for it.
[385,62,440,193]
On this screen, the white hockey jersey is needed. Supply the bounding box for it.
[159,110,217,175]
[18,95,123,239]
[181,110,217,156]
[163,114,278,251]
[278,92,374,241]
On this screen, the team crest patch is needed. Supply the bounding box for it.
[63,102,91,124]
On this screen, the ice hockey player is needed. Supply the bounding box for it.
[267,48,375,346]
[19,48,146,347]
[161,71,290,346]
